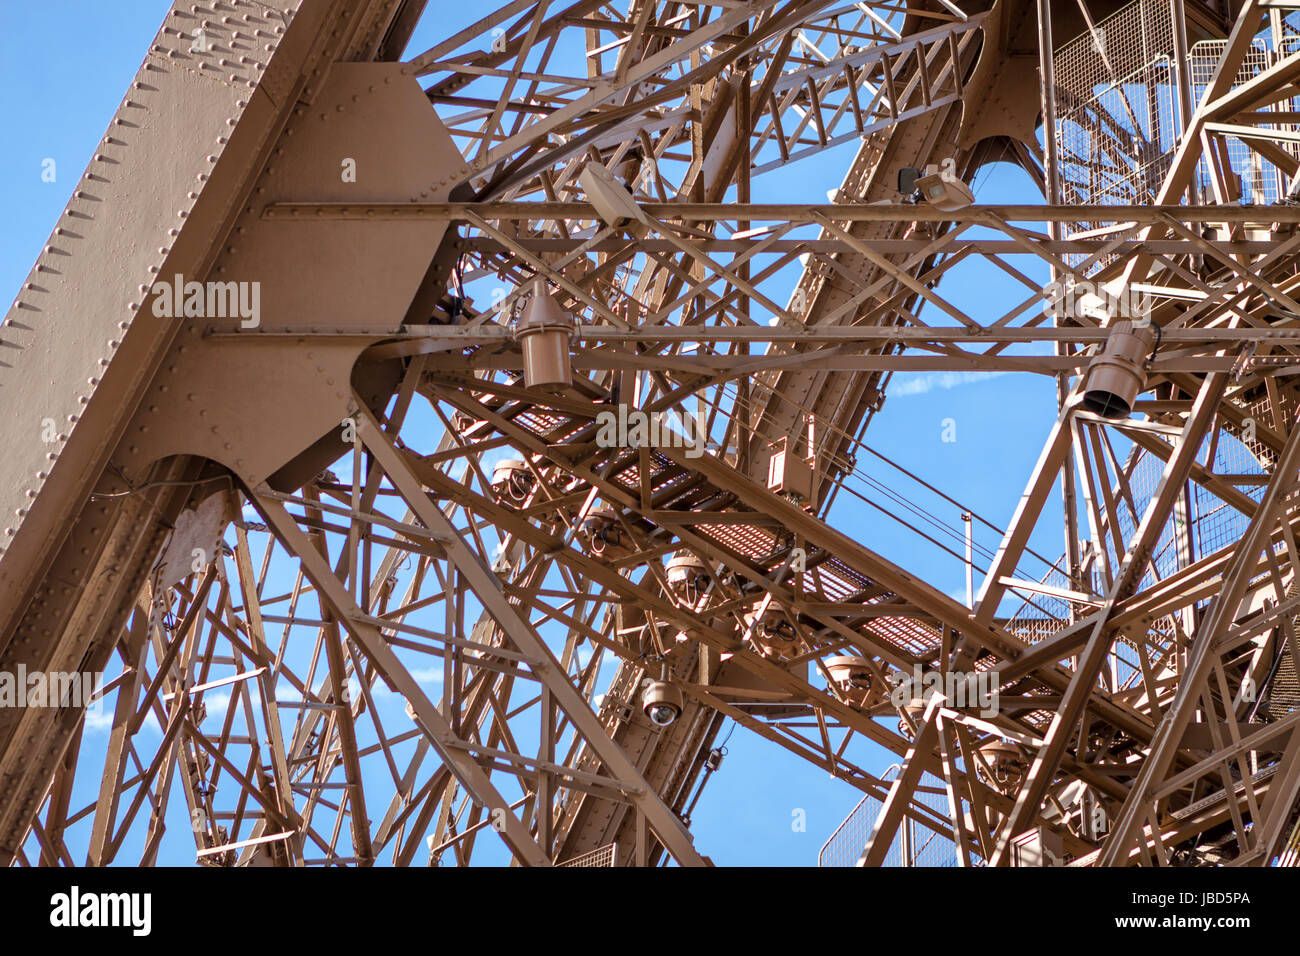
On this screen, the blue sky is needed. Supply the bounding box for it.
[2,2,1070,866]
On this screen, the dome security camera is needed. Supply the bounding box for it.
[643,679,683,727]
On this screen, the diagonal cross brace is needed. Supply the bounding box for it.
[990,371,1228,864]
[252,490,553,866]
[351,396,708,866]
[1100,403,1300,865]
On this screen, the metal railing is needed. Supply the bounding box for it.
[819,767,959,867]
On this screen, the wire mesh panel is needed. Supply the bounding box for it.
[1188,9,1300,203]
[1189,40,1290,204]
[1003,423,1271,699]
[557,843,618,866]
[1192,430,1268,558]
[1055,3,1300,248]
[1054,0,1178,272]
[819,770,958,866]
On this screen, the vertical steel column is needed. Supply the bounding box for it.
[1171,0,1197,202]
[1171,0,1194,130]
[1037,0,1082,613]
[962,511,974,609]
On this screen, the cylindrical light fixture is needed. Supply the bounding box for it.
[513,278,575,389]
[1082,320,1157,418]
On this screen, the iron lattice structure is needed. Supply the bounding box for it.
[4,0,1300,867]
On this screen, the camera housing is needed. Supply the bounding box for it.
[643,680,684,727]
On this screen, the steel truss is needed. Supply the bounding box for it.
[6,0,1300,867]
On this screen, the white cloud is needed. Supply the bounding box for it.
[202,692,230,723]
[84,707,116,732]
[889,371,1008,398]
[83,702,163,735]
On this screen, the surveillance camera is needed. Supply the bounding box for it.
[643,679,683,727]
[647,703,677,726]
[914,171,974,212]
